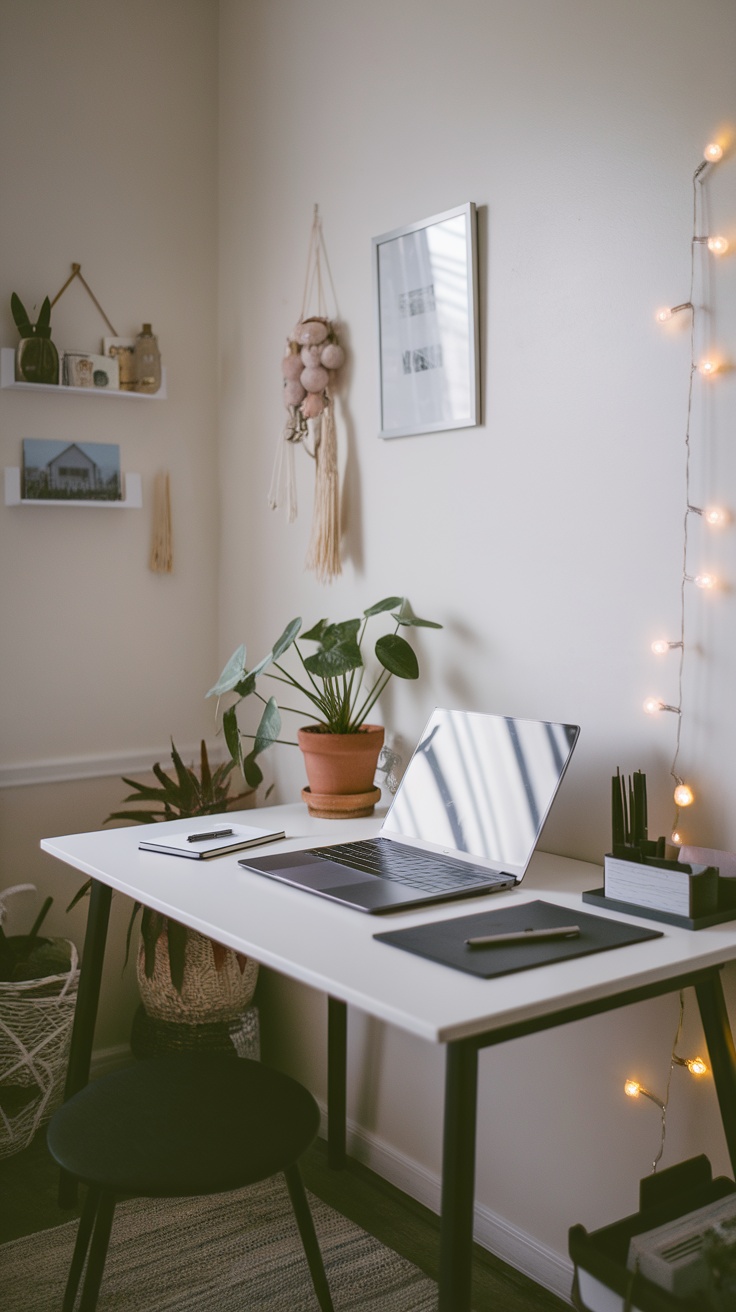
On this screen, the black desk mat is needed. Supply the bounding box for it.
[374,899,663,979]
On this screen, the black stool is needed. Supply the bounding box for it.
[47,1054,334,1312]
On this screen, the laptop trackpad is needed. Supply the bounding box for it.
[242,851,371,891]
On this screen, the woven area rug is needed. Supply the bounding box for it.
[2,1174,438,1311]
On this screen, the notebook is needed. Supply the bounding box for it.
[238,708,580,914]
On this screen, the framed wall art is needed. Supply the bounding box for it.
[372,201,480,440]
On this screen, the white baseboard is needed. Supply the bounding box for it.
[319,1102,574,1304]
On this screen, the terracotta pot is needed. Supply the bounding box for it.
[298,724,384,818]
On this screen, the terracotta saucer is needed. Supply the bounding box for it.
[301,786,381,819]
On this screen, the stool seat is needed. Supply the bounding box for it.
[49,1053,319,1197]
[47,1054,333,1312]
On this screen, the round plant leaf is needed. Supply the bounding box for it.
[363,596,404,617]
[304,638,363,678]
[394,613,443,629]
[253,697,281,753]
[206,644,246,697]
[375,633,419,679]
[223,705,242,769]
[271,617,302,662]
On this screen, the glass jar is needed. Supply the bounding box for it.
[133,324,161,394]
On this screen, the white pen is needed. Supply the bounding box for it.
[465,925,581,948]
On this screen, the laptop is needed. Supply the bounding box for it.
[238,708,580,914]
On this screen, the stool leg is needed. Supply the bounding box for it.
[78,1191,116,1312]
[62,1185,100,1312]
[284,1165,335,1312]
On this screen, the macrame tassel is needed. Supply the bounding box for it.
[149,471,173,573]
[268,419,299,522]
[305,390,341,583]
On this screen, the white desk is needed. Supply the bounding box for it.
[42,802,736,1312]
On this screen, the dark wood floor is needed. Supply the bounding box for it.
[0,1128,570,1310]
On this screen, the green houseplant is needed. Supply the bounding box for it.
[70,740,258,1005]
[208,596,442,816]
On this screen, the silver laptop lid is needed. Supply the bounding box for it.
[380,709,579,880]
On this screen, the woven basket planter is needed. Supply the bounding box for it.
[0,886,80,1160]
[136,926,259,1024]
[130,1001,260,1061]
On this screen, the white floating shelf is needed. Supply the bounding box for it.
[0,348,166,399]
[4,467,142,509]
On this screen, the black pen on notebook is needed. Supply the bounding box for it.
[187,828,234,843]
[465,925,581,948]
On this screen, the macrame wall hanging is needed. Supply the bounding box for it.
[268,207,345,584]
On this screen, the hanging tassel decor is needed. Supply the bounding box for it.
[149,471,173,574]
[268,206,345,584]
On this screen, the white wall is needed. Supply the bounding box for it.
[2,0,735,1294]
[0,0,220,1038]
[218,0,736,1291]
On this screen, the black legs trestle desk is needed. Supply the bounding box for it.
[61,881,736,1312]
[42,808,736,1312]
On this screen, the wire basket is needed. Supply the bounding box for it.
[0,885,80,1159]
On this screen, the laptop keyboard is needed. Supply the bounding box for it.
[310,838,511,892]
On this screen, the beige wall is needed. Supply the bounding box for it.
[0,0,220,1042]
[218,0,736,1289]
[2,0,736,1294]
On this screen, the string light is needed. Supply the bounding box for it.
[698,357,719,376]
[673,1054,708,1076]
[643,698,680,715]
[624,994,709,1173]
[689,503,728,527]
[693,234,729,255]
[647,138,731,841]
[655,301,692,323]
[651,639,683,655]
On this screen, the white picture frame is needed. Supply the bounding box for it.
[372,202,480,439]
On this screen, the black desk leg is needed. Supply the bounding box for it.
[327,996,347,1169]
[439,1039,479,1312]
[58,879,112,1207]
[695,970,736,1177]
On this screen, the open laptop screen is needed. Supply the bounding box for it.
[382,710,579,880]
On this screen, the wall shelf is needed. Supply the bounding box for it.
[0,348,166,399]
[4,467,143,508]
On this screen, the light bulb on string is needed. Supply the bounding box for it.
[694,572,717,590]
[624,1079,665,1110]
[707,235,729,255]
[651,639,683,655]
[698,358,719,376]
[674,783,694,808]
[690,503,728,527]
[673,1055,708,1076]
[672,828,682,844]
[704,142,723,162]
[655,302,692,324]
[643,697,680,715]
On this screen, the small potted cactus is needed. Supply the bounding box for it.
[11,292,59,385]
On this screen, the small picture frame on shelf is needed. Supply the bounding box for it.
[22,438,122,502]
[103,336,136,391]
[63,351,119,390]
